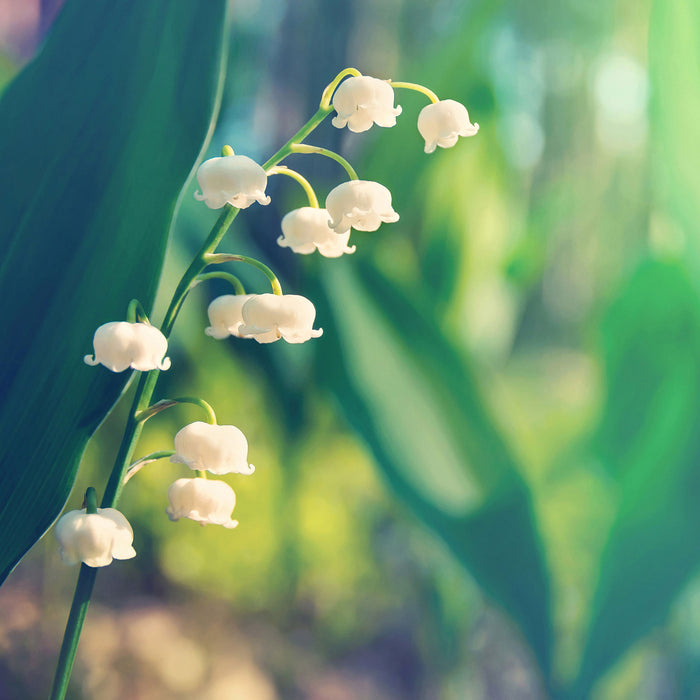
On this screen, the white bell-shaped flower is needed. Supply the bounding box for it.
[331,76,402,133]
[417,99,479,154]
[278,207,356,258]
[171,421,255,475]
[84,321,171,372]
[166,478,238,528]
[325,180,399,234]
[205,294,257,339]
[55,507,136,567]
[194,153,271,209]
[238,293,323,344]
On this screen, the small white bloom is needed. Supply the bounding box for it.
[331,76,402,133]
[278,207,356,258]
[417,99,479,154]
[84,321,171,372]
[325,180,399,234]
[194,153,271,209]
[239,293,323,344]
[166,478,238,528]
[205,294,257,339]
[171,421,255,475]
[55,507,136,567]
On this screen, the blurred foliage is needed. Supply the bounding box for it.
[3,0,700,698]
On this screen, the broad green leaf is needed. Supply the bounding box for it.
[0,0,227,583]
[315,261,552,674]
[595,260,700,478]
[572,259,700,695]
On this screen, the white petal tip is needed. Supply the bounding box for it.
[159,357,172,371]
[83,354,98,366]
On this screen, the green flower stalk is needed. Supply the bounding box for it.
[49,66,479,699]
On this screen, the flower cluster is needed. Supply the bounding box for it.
[60,68,478,570]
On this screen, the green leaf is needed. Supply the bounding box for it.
[315,261,552,675]
[0,0,227,584]
[573,259,700,694]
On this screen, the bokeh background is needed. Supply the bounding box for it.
[1,0,697,698]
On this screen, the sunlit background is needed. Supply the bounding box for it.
[3,0,699,698]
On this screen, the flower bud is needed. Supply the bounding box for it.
[331,76,402,133]
[239,293,323,344]
[205,294,257,339]
[171,421,255,475]
[55,507,136,567]
[194,153,271,209]
[84,321,171,372]
[166,478,238,528]
[278,207,356,258]
[417,99,479,154]
[325,180,399,234]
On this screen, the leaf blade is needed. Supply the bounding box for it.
[0,0,228,583]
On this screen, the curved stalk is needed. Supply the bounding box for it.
[267,166,319,207]
[289,144,358,181]
[135,396,218,425]
[195,271,246,295]
[122,451,176,485]
[389,81,439,103]
[126,298,149,324]
[205,253,283,295]
[50,67,353,700]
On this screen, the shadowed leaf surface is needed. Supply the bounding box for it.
[0,0,227,583]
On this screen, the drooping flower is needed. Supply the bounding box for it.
[166,478,238,529]
[417,99,479,154]
[194,153,271,209]
[238,294,323,344]
[55,507,136,567]
[331,76,402,133]
[84,321,171,372]
[205,294,257,339]
[171,421,255,475]
[325,180,399,234]
[277,207,356,258]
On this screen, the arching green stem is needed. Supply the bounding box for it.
[320,67,362,108]
[52,67,362,700]
[84,487,97,514]
[195,271,246,295]
[261,67,362,171]
[267,165,319,207]
[205,253,283,295]
[122,451,176,485]
[135,396,218,425]
[126,298,149,324]
[389,81,439,104]
[290,144,358,181]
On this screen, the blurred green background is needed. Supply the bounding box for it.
[1,0,699,698]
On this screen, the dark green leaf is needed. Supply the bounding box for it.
[573,259,700,694]
[314,260,552,674]
[0,0,227,583]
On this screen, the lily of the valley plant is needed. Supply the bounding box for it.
[49,68,478,699]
